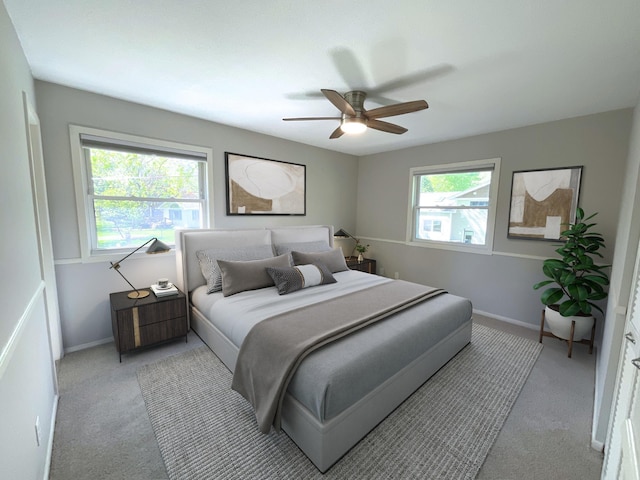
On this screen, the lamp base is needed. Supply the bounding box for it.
[127,290,150,299]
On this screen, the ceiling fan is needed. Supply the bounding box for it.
[283,89,428,139]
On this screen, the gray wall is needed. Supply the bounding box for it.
[0,2,58,479]
[35,81,359,350]
[356,109,632,329]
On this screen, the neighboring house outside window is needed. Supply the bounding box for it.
[70,125,212,260]
[408,158,500,253]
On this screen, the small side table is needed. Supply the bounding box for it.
[110,288,188,362]
[538,308,596,358]
[345,257,377,274]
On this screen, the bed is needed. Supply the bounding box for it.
[175,225,472,472]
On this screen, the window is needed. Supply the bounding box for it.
[422,219,442,232]
[70,126,212,259]
[408,158,500,253]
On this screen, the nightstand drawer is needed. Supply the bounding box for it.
[134,299,186,326]
[118,316,188,352]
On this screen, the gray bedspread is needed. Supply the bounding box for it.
[231,280,446,433]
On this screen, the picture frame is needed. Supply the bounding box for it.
[508,166,583,241]
[225,152,306,216]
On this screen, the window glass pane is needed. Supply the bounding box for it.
[93,199,202,249]
[89,148,201,199]
[417,170,492,207]
[415,208,488,244]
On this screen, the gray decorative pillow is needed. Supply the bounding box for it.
[217,253,292,297]
[291,249,349,273]
[274,240,331,256]
[196,244,274,294]
[266,263,336,295]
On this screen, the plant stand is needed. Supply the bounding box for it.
[538,309,596,358]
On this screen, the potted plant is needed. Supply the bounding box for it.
[355,243,369,262]
[533,208,610,340]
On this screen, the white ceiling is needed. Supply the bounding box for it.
[5,0,640,156]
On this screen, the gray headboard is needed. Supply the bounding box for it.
[175,225,334,294]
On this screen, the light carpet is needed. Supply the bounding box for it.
[137,323,542,479]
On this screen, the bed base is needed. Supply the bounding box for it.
[190,305,472,472]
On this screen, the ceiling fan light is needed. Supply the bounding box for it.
[340,118,367,134]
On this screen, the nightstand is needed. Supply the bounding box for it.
[345,257,377,274]
[110,288,188,362]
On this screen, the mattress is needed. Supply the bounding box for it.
[191,270,472,422]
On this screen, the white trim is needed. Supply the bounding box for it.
[64,336,113,354]
[22,92,63,362]
[591,438,605,452]
[42,394,58,480]
[54,250,177,266]
[472,308,540,331]
[69,125,213,262]
[0,282,45,379]
[358,235,551,261]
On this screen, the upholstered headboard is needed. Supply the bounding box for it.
[174,225,334,295]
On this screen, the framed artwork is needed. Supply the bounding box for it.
[225,152,306,215]
[508,166,583,240]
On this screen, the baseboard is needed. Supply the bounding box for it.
[591,438,605,452]
[64,337,112,354]
[472,308,539,331]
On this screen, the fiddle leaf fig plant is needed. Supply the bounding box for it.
[533,207,610,317]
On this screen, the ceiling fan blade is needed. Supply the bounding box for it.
[283,117,341,121]
[367,119,408,135]
[365,100,428,119]
[330,47,369,91]
[321,89,356,116]
[369,64,454,95]
[329,126,345,139]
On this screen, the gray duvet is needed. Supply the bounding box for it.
[232,280,447,433]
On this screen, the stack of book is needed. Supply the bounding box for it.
[150,283,179,297]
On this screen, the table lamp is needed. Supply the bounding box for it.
[109,237,171,299]
[334,228,360,258]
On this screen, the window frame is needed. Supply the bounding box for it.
[406,158,501,254]
[70,125,213,261]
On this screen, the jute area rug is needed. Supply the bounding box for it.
[138,323,542,479]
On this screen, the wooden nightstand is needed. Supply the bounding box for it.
[110,288,188,362]
[345,257,377,274]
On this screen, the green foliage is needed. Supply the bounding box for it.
[420,172,483,193]
[89,148,199,244]
[355,243,369,254]
[533,208,610,317]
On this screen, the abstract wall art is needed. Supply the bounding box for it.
[225,152,306,215]
[508,166,582,240]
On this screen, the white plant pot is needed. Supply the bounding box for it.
[544,305,594,341]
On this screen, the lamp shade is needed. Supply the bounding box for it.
[146,238,171,254]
